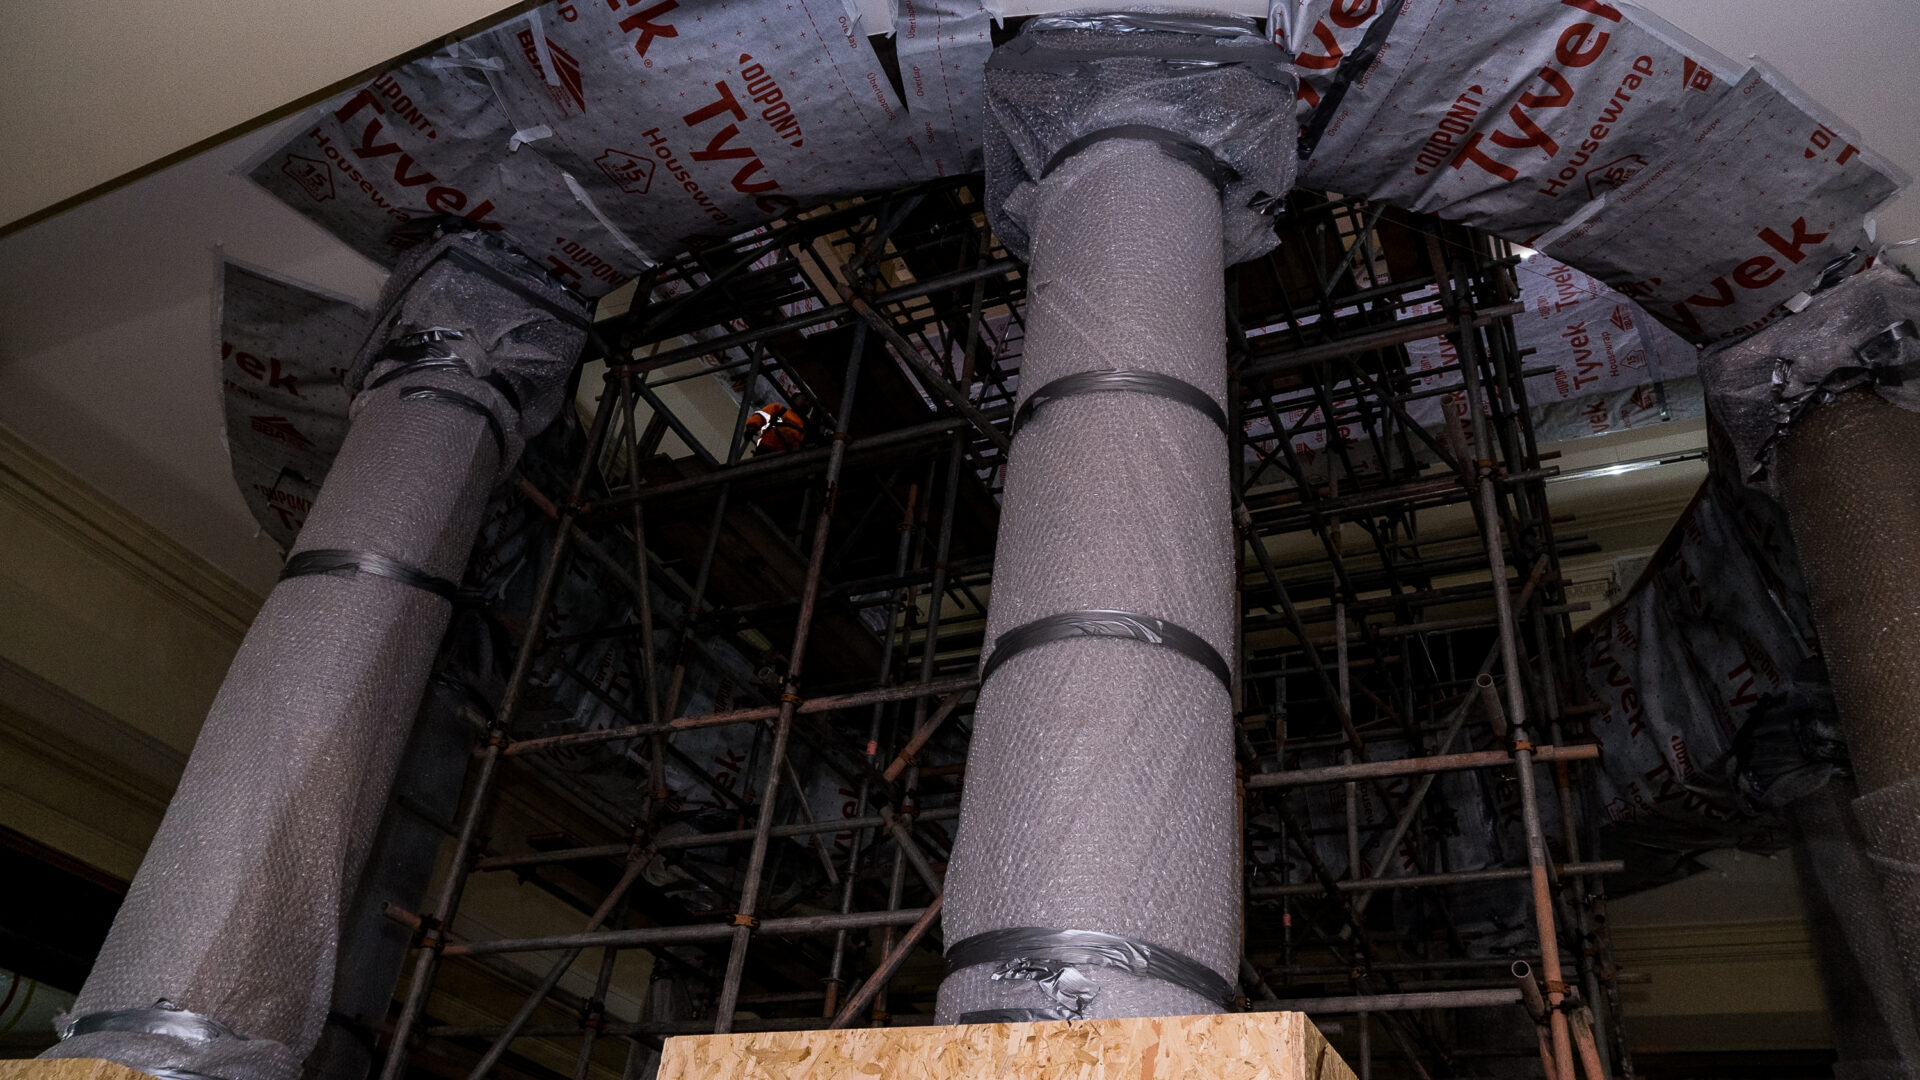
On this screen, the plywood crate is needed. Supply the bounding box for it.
[659,1012,1355,1080]
[0,1060,162,1080]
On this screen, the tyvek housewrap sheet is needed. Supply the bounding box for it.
[247,0,989,297]
[1284,0,1907,344]
[45,233,587,1080]
[217,263,362,549]
[1571,470,1823,870]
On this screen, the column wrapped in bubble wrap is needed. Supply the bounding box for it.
[1702,263,1920,1063]
[936,16,1293,1023]
[43,231,587,1080]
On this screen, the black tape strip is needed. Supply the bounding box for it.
[369,356,471,390]
[281,548,460,601]
[957,1009,1060,1025]
[979,610,1231,691]
[945,927,1238,1010]
[399,386,508,460]
[1042,125,1239,194]
[1012,370,1229,438]
[1297,0,1408,162]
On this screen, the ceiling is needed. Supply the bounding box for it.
[0,0,1915,596]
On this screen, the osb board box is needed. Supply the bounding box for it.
[658,1013,1355,1080]
[0,1061,161,1080]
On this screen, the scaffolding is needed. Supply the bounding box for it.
[364,176,1631,1080]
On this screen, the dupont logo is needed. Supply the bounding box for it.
[1609,305,1635,332]
[281,154,334,202]
[1585,153,1647,197]
[596,148,655,194]
[517,28,586,113]
[249,415,313,450]
[1681,57,1715,92]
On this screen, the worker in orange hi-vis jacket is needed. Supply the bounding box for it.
[744,399,806,453]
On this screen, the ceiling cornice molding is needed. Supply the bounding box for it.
[0,422,263,641]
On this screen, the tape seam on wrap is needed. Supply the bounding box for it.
[280,548,461,601]
[1042,125,1240,194]
[398,385,509,460]
[1297,0,1407,160]
[979,609,1231,691]
[1011,369,1229,437]
[956,1008,1059,1025]
[63,1002,249,1044]
[945,927,1238,1018]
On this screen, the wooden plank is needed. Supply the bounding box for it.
[0,1059,162,1080]
[659,1012,1356,1080]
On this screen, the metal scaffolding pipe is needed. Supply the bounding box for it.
[1248,860,1623,899]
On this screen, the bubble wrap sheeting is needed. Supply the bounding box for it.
[350,231,590,477]
[1777,391,1920,1060]
[1786,779,1920,1073]
[981,14,1297,267]
[936,141,1238,1023]
[46,240,586,1080]
[1700,264,1920,496]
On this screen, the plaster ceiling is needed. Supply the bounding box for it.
[0,1,1915,595]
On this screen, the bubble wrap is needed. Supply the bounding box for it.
[935,140,1240,1022]
[1776,390,1920,1044]
[980,14,1297,267]
[44,236,586,1080]
[1786,779,1920,1074]
[1699,263,1920,496]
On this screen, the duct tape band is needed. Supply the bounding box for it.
[979,610,1231,691]
[946,927,1238,1017]
[1011,369,1229,438]
[63,1002,249,1045]
[1042,125,1239,194]
[1298,0,1408,160]
[399,386,509,460]
[956,1009,1059,1025]
[281,548,461,601]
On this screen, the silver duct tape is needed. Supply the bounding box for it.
[978,610,1232,691]
[217,262,364,549]
[1288,0,1907,344]
[1043,126,1237,191]
[249,0,945,294]
[1012,369,1230,437]
[982,13,1297,265]
[955,1009,1060,1025]
[1700,264,1920,493]
[64,1002,249,1045]
[945,927,1239,1018]
[280,548,462,602]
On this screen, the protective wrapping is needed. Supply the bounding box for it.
[1776,390,1920,1051]
[936,137,1243,1022]
[1785,779,1920,1077]
[1281,0,1907,343]
[247,0,978,296]
[44,232,586,1080]
[1699,263,1920,494]
[979,14,1298,266]
[217,263,363,548]
[1571,471,1825,878]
